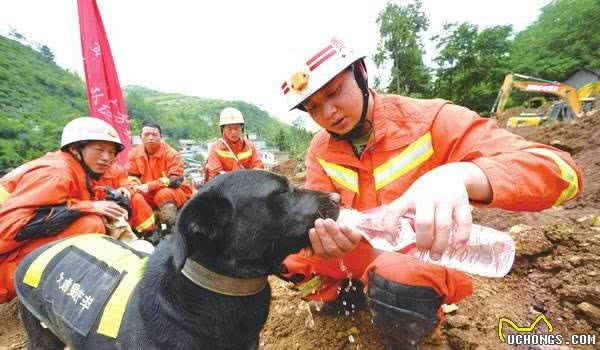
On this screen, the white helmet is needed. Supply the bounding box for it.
[281,37,365,111]
[61,117,124,152]
[219,107,245,126]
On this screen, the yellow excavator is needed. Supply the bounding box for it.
[490,73,583,127]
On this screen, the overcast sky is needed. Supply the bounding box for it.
[1,0,549,129]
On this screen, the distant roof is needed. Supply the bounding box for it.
[565,68,600,79]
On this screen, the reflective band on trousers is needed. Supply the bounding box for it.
[317,158,359,193]
[135,213,155,233]
[215,149,253,161]
[0,184,10,205]
[373,132,434,190]
[525,148,579,205]
[23,234,147,339]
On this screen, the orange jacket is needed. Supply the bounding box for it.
[126,142,189,193]
[305,92,582,212]
[0,151,97,255]
[205,138,264,181]
[91,163,129,191]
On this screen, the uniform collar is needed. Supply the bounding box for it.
[144,142,165,158]
[320,91,424,168]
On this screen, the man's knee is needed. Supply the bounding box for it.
[59,215,106,237]
[153,188,176,207]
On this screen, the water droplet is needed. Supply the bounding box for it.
[342,300,347,306]
[348,335,355,343]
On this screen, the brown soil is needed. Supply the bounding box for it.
[2,110,599,349]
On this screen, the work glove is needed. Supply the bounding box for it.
[104,187,132,219]
[168,176,184,189]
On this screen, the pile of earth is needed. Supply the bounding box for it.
[1,110,599,349]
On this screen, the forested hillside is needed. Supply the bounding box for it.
[124,85,312,157]
[0,35,88,172]
[0,35,310,174]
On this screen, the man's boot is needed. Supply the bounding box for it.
[158,202,178,226]
[310,278,366,316]
[367,271,443,350]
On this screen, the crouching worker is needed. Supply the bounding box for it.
[204,107,264,182]
[278,37,582,349]
[93,163,159,242]
[0,117,129,303]
[126,121,192,230]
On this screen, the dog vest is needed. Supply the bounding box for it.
[15,234,148,340]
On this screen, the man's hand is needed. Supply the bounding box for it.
[91,200,129,221]
[383,162,491,261]
[307,218,361,259]
[135,184,149,194]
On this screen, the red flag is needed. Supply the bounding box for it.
[78,0,131,164]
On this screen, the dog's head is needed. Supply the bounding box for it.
[173,170,340,278]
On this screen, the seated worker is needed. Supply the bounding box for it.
[204,107,264,182]
[92,162,158,240]
[278,37,582,348]
[0,117,129,303]
[126,121,192,228]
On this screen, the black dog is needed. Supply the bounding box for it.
[16,170,340,349]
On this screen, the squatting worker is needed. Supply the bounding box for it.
[126,121,192,228]
[204,107,264,182]
[0,117,129,303]
[278,37,582,349]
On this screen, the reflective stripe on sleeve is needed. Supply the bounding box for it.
[525,148,579,205]
[0,184,10,205]
[373,132,434,190]
[317,158,359,193]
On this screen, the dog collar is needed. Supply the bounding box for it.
[181,258,268,296]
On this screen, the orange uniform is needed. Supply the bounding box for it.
[126,142,192,208]
[283,93,582,304]
[92,163,156,235]
[0,151,106,303]
[205,138,264,181]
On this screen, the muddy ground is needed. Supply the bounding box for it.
[1,109,599,349]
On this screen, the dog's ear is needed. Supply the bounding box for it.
[173,192,233,269]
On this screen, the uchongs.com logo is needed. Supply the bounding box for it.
[498,314,596,347]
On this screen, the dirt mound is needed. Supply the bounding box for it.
[272,159,299,178]
[510,110,600,207]
[272,159,305,187]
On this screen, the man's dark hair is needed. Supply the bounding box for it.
[141,121,162,135]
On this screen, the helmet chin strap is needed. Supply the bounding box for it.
[70,146,103,181]
[329,61,370,141]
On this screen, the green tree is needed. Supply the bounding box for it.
[374,0,430,96]
[432,23,512,112]
[275,129,289,151]
[39,45,55,64]
[510,0,600,80]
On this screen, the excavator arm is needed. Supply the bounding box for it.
[491,73,582,118]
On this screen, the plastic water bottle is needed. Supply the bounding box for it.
[337,207,515,278]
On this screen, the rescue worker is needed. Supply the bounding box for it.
[279,37,582,349]
[0,117,129,303]
[204,107,264,181]
[92,162,158,240]
[126,121,192,228]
